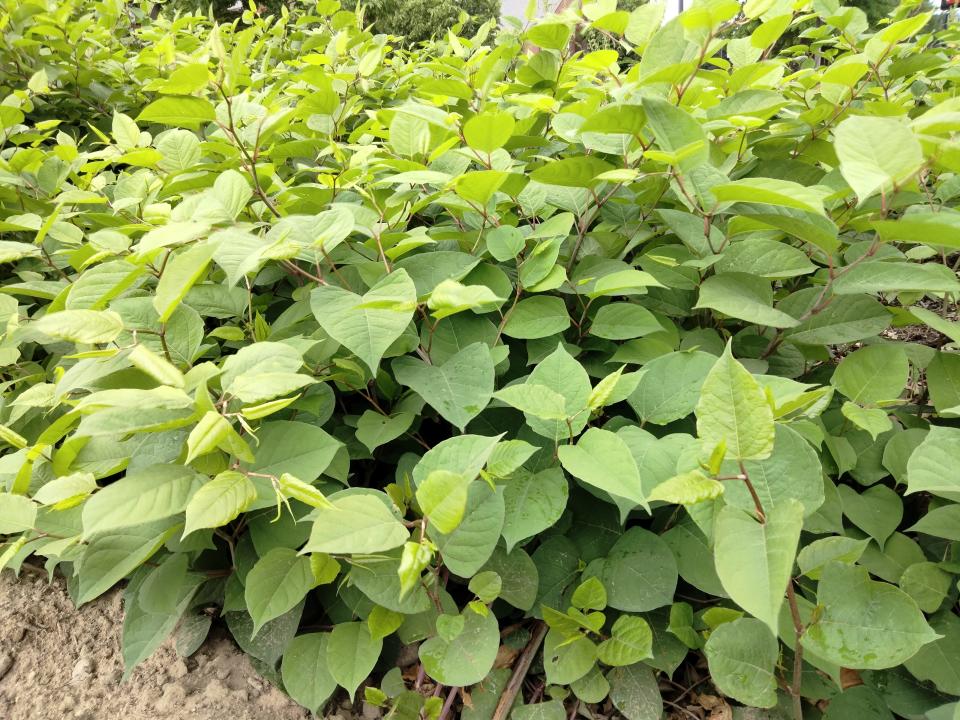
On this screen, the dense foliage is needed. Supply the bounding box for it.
[339,0,500,45]
[2,0,960,718]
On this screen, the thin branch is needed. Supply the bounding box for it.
[491,621,548,720]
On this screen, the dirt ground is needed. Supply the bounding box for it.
[0,570,312,720]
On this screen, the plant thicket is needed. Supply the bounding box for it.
[1,0,960,718]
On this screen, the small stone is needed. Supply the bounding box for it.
[0,653,13,680]
[362,702,381,719]
[71,655,94,682]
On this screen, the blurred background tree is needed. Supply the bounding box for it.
[340,0,500,42]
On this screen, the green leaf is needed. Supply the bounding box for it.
[29,309,124,344]
[468,571,502,603]
[501,467,568,552]
[426,280,504,319]
[704,617,778,708]
[527,22,571,50]
[797,536,870,580]
[481,545,539,611]
[785,293,891,345]
[245,547,315,635]
[122,565,201,677]
[356,411,415,453]
[715,239,817,280]
[501,296,570,339]
[571,576,607,611]
[713,499,804,636]
[463,112,515,153]
[908,504,960,541]
[804,562,938,670]
[589,303,662,340]
[243,420,341,497]
[389,111,431,158]
[648,471,723,505]
[393,342,494,431]
[304,494,408,554]
[696,343,775,460]
[905,426,960,499]
[82,465,202,538]
[0,493,37,533]
[558,428,648,511]
[327,622,383,698]
[521,344,592,441]
[642,97,709,171]
[582,528,677,612]
[182,470,257,537]
[431,482,504,577]
[226,601,303,667]
[419,607,500,686]
[153,242,216,323]
[281,633,337,714]
[719,423,825,517]
[712,178,827,215]
[628,351,716,425]
[368,606,404,640]
[872,212,960,249]
[607,663,663,720]
[832,344,909,405]
[485,226,525,262]
[310,269,417,373]
[416,470,469,534]
[899,562,952,614]
[904,610,960,696]
[695,273,799,328]
[494,383,567,420]
[544,628,597,684]
[530,156,615,188]
[834,116,923,202]
[455,170,508,205]
[832,261,960,295]
[837,483,902,549]
[78,519,179,604]
[597,616,653,667]
[137,96,216,128]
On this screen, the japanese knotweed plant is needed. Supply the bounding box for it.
[1,0,960,718]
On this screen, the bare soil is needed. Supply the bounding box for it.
[0,570,310,720]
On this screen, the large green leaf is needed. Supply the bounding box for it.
[713,498,804,635]
[419,608,500,686]
[695,344,775,460]
[281,634,337,713]
[583,528,677,612]
[245,548,315,635]
[501,466,568,552]
[804,562,938,670]
[78,519,179,604]
[82,465,202,538]
[905,426,960,499]
[696,273,799,328]
[431,482,504,577]
[393,342,494,431]
[558,428,648,511]
[834,116,923,202]
[310,269,417,373]
[327,622,382,697]
[304,494,408,554]
[704,617,778,708]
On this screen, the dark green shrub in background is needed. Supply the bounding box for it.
[1,0,960,719]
